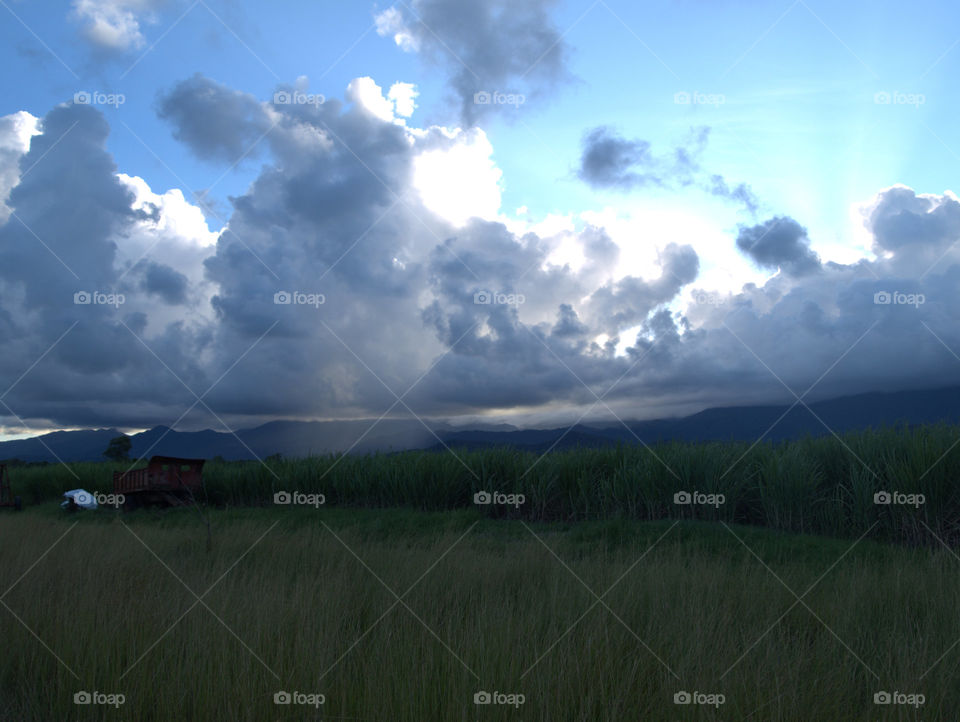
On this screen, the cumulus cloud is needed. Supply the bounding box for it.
[0,111,41,224]
[578,125,759,214]
[157,74,275,163]
[374,0,572,124]
[577,127,659,190]
[412,126,503,226]
[388,82,419,118]
[0,101,216,428]
[736,216,821,276]
[139,260,189,304]
[2,80,960,434]
[71,0,160,51]
[864,185,960,273]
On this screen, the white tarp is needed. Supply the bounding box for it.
[61,489,97,510]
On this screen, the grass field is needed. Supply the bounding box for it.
[8,423,960,545]
[0,504,956,720]
[2,425,958,719]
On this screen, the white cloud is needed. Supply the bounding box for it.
[71,0,158,51]
[0,111,41,224]
[412,128,503,226]
[118,173,220,248]
[347,77,397,122]
[388,82,419,118]
[374,7,420,52]
[581,200,771,294]
[347,77,421,123]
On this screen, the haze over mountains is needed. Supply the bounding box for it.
[3,385,960,464]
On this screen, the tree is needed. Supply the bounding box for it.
[103,435,132,461]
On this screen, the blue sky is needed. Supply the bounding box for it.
[4,0,957,243]
[2,0,960,440]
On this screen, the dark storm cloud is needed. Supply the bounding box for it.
[550,304,589,339]
[157,74,274,163]
[4,81,960,433]
[374,0,572,124]
[578,126,759,214]
[0,103,136,306]
[866,185,960,262]
[0,102,214,429]
[736,216,821,276]
[140,260,188,304]
[577,127,658,189]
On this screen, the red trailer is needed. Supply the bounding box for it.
[113,456,205,509]
[0,464,22,510]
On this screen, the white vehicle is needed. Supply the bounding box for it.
[61,489,97,511]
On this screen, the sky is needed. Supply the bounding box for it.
[1,0,960,440]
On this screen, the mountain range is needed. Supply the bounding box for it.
[3,384,960,463]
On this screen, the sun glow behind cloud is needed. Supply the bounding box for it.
[412,129,503,226]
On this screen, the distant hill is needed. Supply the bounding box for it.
[0,428,122,464]
[429,385,960,452]
[3,385,960,463]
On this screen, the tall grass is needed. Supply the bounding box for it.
[8,423,960,544]
[0,509,956,721]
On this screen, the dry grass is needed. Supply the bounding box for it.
[0,506,955,720]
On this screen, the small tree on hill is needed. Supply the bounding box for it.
[103,435,131,461]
